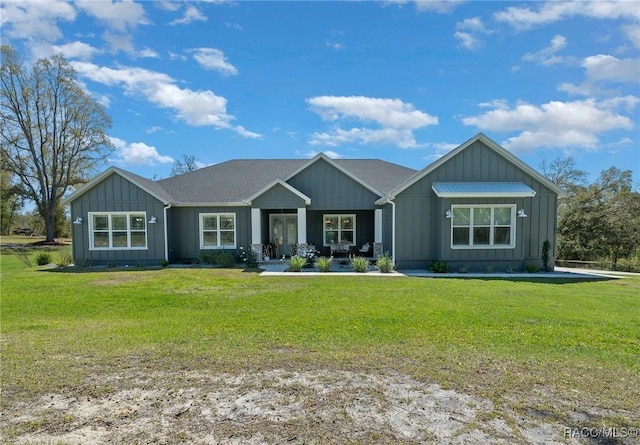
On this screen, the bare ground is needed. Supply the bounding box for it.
[3,366,634,445]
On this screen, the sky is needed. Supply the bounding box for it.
[2,0,639,183]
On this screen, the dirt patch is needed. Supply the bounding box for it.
[2,368,624,444]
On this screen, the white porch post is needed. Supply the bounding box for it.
[297,207,307,244]
[251,208,261,244]
[374,209,383,243]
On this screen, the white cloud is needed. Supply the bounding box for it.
[495,1,640,30]
[522,34,567,66]
[190,48,238,75]
[622,24,640,49]
[134,48,160,59]
[306,96,438,148]
[0,0,76,42]
[72,62,261,138]
[51,41,101,60]
[385,0,463,14]
[583,54,640,83]
[455,16,492,51]
[462,98,636,153]
[301,150,343,159]
[170,5,207,26]
[424,142,459,160]
[75,0,147,32]
[109,137,174,166]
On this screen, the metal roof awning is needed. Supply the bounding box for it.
[432,182,536,198]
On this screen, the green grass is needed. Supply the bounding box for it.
[1,247,639,430]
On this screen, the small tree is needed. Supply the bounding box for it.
[170,155,200,176]
[1,45,112,242]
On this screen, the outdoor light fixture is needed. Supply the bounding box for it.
[445,209,453,218]
[148,216,157,224]
[517,209,528,218]
[73,217,83,224]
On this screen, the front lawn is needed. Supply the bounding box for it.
[1,248,639,444]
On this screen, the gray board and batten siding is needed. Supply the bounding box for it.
[392,139,559,270]
[69,172,167,265]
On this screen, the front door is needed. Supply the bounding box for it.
[270,214,298,257]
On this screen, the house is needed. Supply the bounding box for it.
[63,133,566,271]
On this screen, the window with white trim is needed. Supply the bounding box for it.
[89,212,147,250]
[200,213,236,249]
[451,205,515,249]
[323,214,356,246]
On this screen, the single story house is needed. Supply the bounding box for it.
[63,133,566,271]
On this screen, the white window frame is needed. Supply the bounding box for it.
[450,205,516,249]
[88,212,148,250]
[323,214,356,246]
[199,213,237,249]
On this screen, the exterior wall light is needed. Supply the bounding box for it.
[445,209,453,218]
[148,216,157,224]
[73,217,83,224]
[517,209,528,218]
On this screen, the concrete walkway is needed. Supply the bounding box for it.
[260,262,628,279]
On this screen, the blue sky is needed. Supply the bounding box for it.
[2,0,639,182]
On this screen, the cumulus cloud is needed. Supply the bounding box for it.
[306,96,438,148]
[385,0,463,14]
[495,1,640,30]
[109,137,174,166]
[0,0,76,42]
[462,98,636,153]
[522,34,567,66]
[558,54,640,96]
[301,150,343,159]
[190,48,238,75]
[51,41,101,60]
[72,62,261,138]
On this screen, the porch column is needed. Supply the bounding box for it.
[251,208,261,244]
[374,209,383,243]
[297,207,307,244]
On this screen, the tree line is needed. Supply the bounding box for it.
[1,46,639,268]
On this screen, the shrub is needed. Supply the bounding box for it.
[457,265,469,274]
[542,240,551,272]
[351,256,369,273]
[376,253,393,273]
[288,255,307,272]
[505,265,519,273]
[198,250,217,265]
[430,260,450,273]
[316,256,333,272]
[242,248,259,268]
[56,249,73,267]
[160,259,169,268]
[35,252,52,266]
[215,251,236,268]
[107,260,117,268]
[526,262,541,273]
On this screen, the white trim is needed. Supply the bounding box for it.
[297,208,307,244]
[199,213,237,249]
[88,211,148,250]
[246,179,311,205]
[450,204,516,249]
[284,153,384,198]
[374,209,383,243]
[163,204,171,261]
[376,133,566,204]
[251,208,262,244]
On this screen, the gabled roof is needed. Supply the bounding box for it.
[377,133,567,204]
[246,179,312,205]
[61,166,174,205]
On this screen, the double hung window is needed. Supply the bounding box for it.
[323,214,356,246]
[200,213,236,248]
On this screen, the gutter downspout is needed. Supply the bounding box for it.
[389,199,396,267]
[163,204,171,261]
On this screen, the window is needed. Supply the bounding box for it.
[200,213,236,248]
[451,205,515,249]
[89,212,147,250]
[323,214,355,246]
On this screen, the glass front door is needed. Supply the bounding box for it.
[270,214,298,257]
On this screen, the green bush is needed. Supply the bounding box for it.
[288,255,307,272]
[198,250,217,265]
[215,251,237,268]
[429,260,450,273]
[35,252,52,266]
[160,259,169,268]
[351,256,369,273]
[56,249,73,267]
[526,262,541,273]
[242,248,259,268]
[316,256,333,272]
[376,253,393,273]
